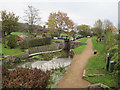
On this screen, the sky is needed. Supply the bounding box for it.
[0,0,119,28]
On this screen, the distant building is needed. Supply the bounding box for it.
[34,29,49,35]
[17,35,28,41]
[36,35,42,38]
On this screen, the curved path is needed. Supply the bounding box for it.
[56,38,94,88]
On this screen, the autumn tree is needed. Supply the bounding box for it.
[24,5,41,33]
[46,13,57,34]
[1,10,19,36]
[103,19,118,34]
[70,30,76,39]
[91,27,97,36]
[17,23,29,32]
[94,19,103,37]
[77,24,92,37]
[46,11,74,37]
[56,11,74,32]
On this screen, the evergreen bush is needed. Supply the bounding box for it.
[7,35,17,49]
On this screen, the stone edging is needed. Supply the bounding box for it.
[2,43,64,63]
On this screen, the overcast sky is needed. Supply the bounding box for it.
[0,0,119,27]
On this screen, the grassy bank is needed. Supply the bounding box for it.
[1,41,57,56]
[11,32,25,35]
[32,50,68,61]
[77,38,88,43]
[74,38,88,54]
[47,67,68,88]
[85,38,117,87]
[0,44,24,56]
[74,45,86,54]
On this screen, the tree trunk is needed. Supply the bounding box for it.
[2,31,5,37]
[7,32,11,35]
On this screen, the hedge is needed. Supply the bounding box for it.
[20,37,51,49]
[2,67,50,88]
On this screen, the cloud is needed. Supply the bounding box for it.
[0,0,119,3]
[0,1,118,27]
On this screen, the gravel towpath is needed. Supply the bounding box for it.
[56,38,95,88]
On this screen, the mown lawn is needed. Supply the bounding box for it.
[85,38,117,87]
[11,32,36,36]
[11,32,25,35]
[0,44,24,56]
[74,38,88,54]
[60,34,69,37]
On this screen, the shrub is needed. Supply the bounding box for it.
[59,50,68,58]
[108,45,118,59]
[41,53,54,61]
[106,34,119,87]
[51,33,59,38]
[104,31,117,52]
[4,62,13,68]
[114,61,120,87]
[2,67,50,88]
[42,33,46,37]
[14,57,21,63]
[7,35,17,49]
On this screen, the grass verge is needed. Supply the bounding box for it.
[84,38,117,87]
[74,45,86,54]
[11,32,25,35]
[77,38,88,43]
[1,41,57,56]
[0,44,24,56]
[74,38,88,54]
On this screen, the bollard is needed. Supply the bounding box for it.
[106,53,110,71]
[96,39,98,44]
[94,50,97,54]
[110,61,115,72]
